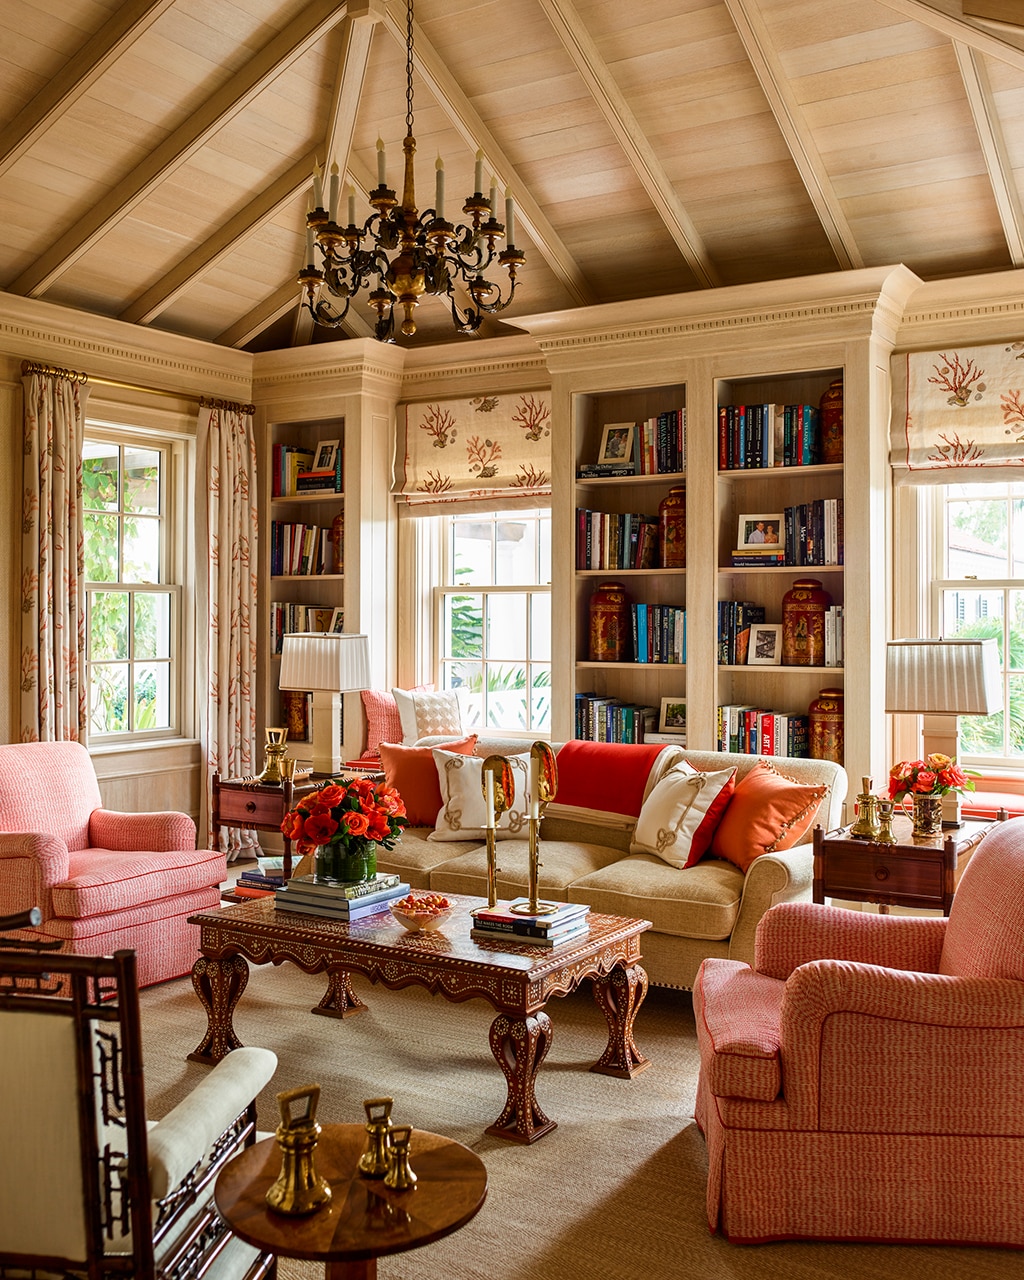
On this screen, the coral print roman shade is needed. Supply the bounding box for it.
[891,341,1024,482]
[394,390,552,515]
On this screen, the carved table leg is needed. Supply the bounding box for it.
[485,1010,556,1144]
[311,967,368,1019]
[590,963,651,1078]
[188,954,249,1064]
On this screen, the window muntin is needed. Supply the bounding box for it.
[83,436,179,740]
[436,509,551,734]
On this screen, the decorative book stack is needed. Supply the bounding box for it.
[470,899,590,948]
[233,856,287,898]
[274,872,409,920]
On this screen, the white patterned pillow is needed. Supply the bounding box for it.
[392,687,463,744]
[429,750,531,842]
[630,762,737,869]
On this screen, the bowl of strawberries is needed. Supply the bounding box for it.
[389,892,453,933]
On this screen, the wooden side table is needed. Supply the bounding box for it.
[812,814,994,915]
[212,773,321,879]
[214,1123,487,1279]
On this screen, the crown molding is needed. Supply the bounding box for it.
[895,268,1024,349]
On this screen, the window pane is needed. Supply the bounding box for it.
[134,593,170,660]
[1007,674,1024,757]
[947,498,1007,577]
[82,442,119,511]
[135,663,170,730]
[84,513,119,581]
[90,664,129,734]
[496,518,534,585]
[123,446,160,514]
[530,664,551,730]
[531,593,551,661]
[487,593,527,660]
[123,515,160,583]
[941,589,1004,662]
[442,661,482,728]
[451,518,493,586]
[90,591,128,660]
[445,592,483,658]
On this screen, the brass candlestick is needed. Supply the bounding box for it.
[384,1125,417,1191]
[358,1096,394,1178]
[265,1084,331,1216]
[875,799,897,844]
[481,755,513,907]
[257,726,289,785]
[513,741,559,916]
[849,775,881,840]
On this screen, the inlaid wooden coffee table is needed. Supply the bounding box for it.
[188,894,652,1144]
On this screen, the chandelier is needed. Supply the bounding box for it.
[298,0,526,343]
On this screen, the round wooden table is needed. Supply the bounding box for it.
[214,1123,488,1279]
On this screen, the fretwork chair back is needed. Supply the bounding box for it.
[0,914,278,1279]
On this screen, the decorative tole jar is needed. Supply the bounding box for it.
[589,581,632,662]
[818,378,844,464]
[658,485,686,568]
[782,577,833,667]
[809,687,844,764]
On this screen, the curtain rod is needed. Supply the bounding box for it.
[21,361,254,415]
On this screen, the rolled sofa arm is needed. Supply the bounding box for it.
[727,842,814,968]
[0,832,70,918]
[90,808,197,852]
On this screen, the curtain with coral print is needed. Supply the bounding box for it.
[198,402,259,857]
[394,390,552,515]
[20,368,90,741]
[890,342,1024,483]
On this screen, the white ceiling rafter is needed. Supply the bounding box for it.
[536,0,719,289]
[378,3,594,309]
[0,0,177,181]
[876,0,1024,64]
[217,282,308,349]
[9,0,352,300]
[723,0,863,272]
[953,42,1024,266]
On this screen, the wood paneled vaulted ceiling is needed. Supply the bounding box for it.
[3,0,1024,351]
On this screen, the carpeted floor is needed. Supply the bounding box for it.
[138,962,1019,1280]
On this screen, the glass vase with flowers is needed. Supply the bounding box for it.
[280,777,407,883]
[887,754,976,837]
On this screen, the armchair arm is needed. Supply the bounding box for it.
[90,808,196,852]
[781,959,1024,1132]
[0,832,70,918]
[147,1046,277,1198]
[755,901,947,980]
[727,844,814,968]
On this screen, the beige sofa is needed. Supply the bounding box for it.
[376,737,847,991]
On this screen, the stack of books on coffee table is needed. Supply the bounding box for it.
[274,872,409,921]
[470,899,590,948]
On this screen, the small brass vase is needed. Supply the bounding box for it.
[358,1096,394,1178]
[265,1084,331,1216]
[257,726,289,785]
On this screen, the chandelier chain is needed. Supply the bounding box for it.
[405,0,415,139]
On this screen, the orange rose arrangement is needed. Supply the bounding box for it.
[281,777,407,883]
[887,753,975,801]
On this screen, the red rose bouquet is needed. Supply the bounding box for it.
[281,777,407,883]
[887,753,975,801]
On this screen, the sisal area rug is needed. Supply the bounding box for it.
[139,963,1017,1280]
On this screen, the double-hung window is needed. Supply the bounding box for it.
[435,508,551,734]
[83,431,182,741]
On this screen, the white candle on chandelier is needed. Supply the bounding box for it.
[489,178,498,217]
[305,223,315,265]
[484,768,495,830]
[475,148,484,194]
[347,184,356,227]
[329,162,340,222]
[505,187,515,245]
[376,137,386,186]
[435,154,445,219]
[312,163,323,210]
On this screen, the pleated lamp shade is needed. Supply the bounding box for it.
[279,632,370,693]
[885,638,1000,715]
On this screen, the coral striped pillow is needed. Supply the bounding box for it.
[360,690,403,760]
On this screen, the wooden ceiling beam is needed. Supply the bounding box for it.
[724,0,863,272]
[0,0,176,180]
[875,0,1024,64]
[9,0,351,300]
[536,0,719,288]
[953,41,1024,266]
[216,282,306,349]
[379,4,594,308]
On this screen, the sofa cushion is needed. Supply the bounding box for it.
[569,855,744,941]
[429,840,621,900]
[630,763,736,868]
[430,749,530,841]
[392,687,462,744]
[711,761,828,872]
[379,735,478,826]
[549,740,676,822]
[374,827,481,890]
[51,847,226,919]
[694,957,784,1102]
[360,689,403,759]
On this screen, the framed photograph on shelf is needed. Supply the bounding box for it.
[597,423,636,465]
[329,608,345,634]
[658,697,687,733]
[748,623,782,665]
[314,438,340,472]
[736,513,783,550]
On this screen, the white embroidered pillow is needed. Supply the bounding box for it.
[429,750,531,842]
[392,687,463,744]
[630,762,737,869]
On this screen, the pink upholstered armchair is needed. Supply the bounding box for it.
[693,816,1024,1247]
[0,741,226,987]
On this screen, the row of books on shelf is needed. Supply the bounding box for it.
[269,603,341,655]
[577,408,686,478]
[576,509,658,570]
[271,442,343,496]
[730,499,843,568]
[270,520,338,577]
[717,705,810,756]
[718,403,820,471]
[275,873,410,920]
[632,604,686,664]
[575,694,658,743]
[469,899,590,947]
[717,600,844,666]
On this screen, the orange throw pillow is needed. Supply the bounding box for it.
[710,761,828,873]
[379,735,478,827]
